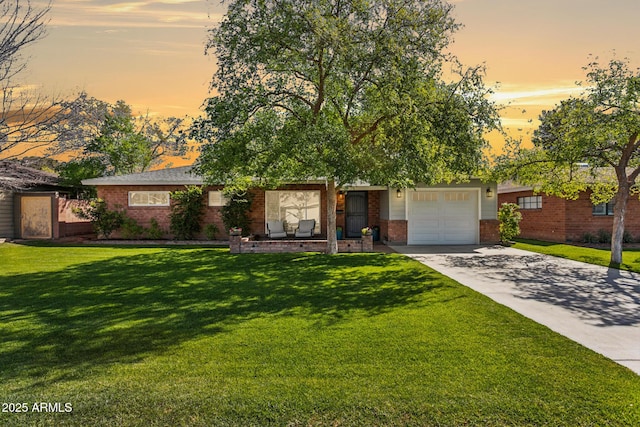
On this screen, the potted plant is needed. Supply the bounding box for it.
[336,226,343,240]
[361,226,373,236]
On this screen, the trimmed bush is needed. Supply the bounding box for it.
[498,202,522,243]
[73,198,125,239]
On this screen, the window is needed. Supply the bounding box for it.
[593,202,614,216]
[265,191,321,234]
[208,191,228,207]
[128,191,170,207]
[412,192,438,202]
[444,192,471,202]
[517,195,542,209]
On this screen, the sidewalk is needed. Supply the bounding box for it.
[390,244,640,375]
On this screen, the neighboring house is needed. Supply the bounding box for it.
[0,160,92,240]
[498,183,640,243]
[82,166,500,245]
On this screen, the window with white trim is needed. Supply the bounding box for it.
[208,191,228,207]
[128,191,170,207]
[265,191,321,234]
[517,195,542,209]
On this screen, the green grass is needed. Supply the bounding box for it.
[1,242,639,426]
[514,239,640,273]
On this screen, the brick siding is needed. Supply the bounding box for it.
[380,219,407,244]
[479,219,500,244]
[367,191,381,228]
[230,234,374,254]
[498,190,640,242]
[97,184,331,240]
[98,185,226,239]
[498,191,567,242]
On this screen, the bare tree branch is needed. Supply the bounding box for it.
[0,1,57,160]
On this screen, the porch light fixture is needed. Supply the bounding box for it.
[486,188,494,198]
[396,189,402,198]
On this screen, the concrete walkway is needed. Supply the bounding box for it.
[390,244,640,375]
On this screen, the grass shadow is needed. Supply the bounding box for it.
[0,248,451,388]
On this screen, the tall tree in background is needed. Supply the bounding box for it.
[495,57,640,265]
[192,0,500,253]
[0,0,62,159]
[55,93,192,176]
[88,101,166,175]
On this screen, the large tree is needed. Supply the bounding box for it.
[192,0,500,253]
[495,57,640,265]
[0,0,62,159]
[55,93,192,176]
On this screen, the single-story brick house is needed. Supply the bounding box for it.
[83,166,500,245]
[498,183,640,243]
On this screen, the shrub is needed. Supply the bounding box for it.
[623,229,634,244]
[582,232,598,244]
[597,229,612,244]
[170,186,205,240]
[73,198,125,239]
[498,202,522,243]
[204,223,219,240]
[120,217,146,239]
[147,218,165,240]
[221,191,254,236]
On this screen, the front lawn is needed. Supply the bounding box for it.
[514,239,640,273]
[1,243,639,426]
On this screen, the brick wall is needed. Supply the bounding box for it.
[479,219,500,244]
[564,190,640,242]
[498,191,567,242]
[336,191,346,231]
[97,185,226,239]
[248,188,265,235]
[380,219,407,244]
[95,184,387,241]
[367,191,381,228]
[498,190,640,242]
[230,235,374,254]
[96,184,333,240]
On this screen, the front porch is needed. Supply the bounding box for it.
[229,234,374,254]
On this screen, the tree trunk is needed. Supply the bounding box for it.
[610,184,629,265]
[326,178,338,254]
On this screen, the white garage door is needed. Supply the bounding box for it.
[408,190,478,245]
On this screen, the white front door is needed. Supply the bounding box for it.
[407,190,478,245]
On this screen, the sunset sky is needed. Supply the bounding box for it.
[21,0,640,155]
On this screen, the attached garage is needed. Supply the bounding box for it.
[407,189,479,245]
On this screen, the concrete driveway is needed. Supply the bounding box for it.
[390,244,640,375]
